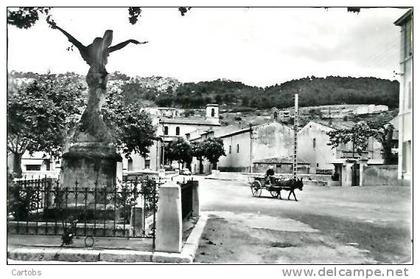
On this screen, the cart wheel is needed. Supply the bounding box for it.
[270,191,279,198]
[251,181,262,197]
[84,236,95,248]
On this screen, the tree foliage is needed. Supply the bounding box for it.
[327,121,376,157]
[164,137,193,166]
[141,76,399,110]
[8,73,86,176]
[7,7,51,29]
[102,90,155,158]
[8,7,190,29]
[191,142,205,159]
[199,138,226,169]
[327,118,397,164]
[366,114,398,164]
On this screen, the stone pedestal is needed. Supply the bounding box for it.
[60,142,122,189]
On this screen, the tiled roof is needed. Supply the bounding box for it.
[312,120,355,130]
[160,117,220,126]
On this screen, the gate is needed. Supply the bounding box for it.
[180,179,198,219]
[352,163,360,186]
[7,176,158,247]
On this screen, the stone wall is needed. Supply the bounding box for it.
[362,165,398,186]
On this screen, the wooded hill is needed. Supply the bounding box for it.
[168,76,399,110]
[9,72,399,110]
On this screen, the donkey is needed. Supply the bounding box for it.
[275,177,304,201]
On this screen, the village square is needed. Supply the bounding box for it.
[6,6,412,268]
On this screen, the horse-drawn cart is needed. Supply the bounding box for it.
[248,175,304,201]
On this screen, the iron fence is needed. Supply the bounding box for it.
[180,179,197,220]
[7,176,159,244]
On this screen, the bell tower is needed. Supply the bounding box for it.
[205,104,219,124]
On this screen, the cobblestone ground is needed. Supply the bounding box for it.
[192,176,411,264]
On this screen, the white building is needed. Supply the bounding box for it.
[8,151,60,178]
[191,121,294,173]
[395,10,412,182]
[123,104,221,173]
[297,120,383,173]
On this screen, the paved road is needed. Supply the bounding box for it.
[192,176,411,264]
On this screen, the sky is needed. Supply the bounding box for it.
[7,7,408,87]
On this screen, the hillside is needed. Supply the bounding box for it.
[168,76,399,110]
[8,72,399,110]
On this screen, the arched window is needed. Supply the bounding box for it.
[211,108,215,117]
[176,126,180,135]
[273,111,278,119]
[164,126,169,135]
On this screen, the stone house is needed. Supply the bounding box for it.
[7,151,60,178]
[122,104,221,173]
[297,120,384,174]
[191,121,295,173]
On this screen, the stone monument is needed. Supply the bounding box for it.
[47,17,147,189]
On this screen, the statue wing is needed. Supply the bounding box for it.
[102,30,113,49]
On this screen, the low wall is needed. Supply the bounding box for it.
[362,165,398,186]
[218,167,249,172]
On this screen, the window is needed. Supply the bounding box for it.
[164,126,169,135]
[128,158,133,171]
[313,138,316,149]
[407,82,412,109]
[176,126,180,136]
[43,159,51,171]
[145,159,150,169]
[211,108,215,117]
[237,144,240,153]
[402,141,411,173]
[273,111,278,119]
[229,145,232,154]
[26,165,41,171]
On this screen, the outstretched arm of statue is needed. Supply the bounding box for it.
[108,39,148,53]
[46,16,86,53]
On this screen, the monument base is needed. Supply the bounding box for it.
[60,142,122,189]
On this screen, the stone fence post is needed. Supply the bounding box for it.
[130,196,144,237]
[359,159,368,186]
[155,181,182,253]
[189,180,200,217]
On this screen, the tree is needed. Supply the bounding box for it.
[7,7,51,29]
[164,138,193,169]
[102,90,155,158]
[191,142,205,174]
[8,73,85,177]
[327,115,398,164]
[327,121,376,158]
[367,114,398,164]
[200,138,226,170]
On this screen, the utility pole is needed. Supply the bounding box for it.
[249,124,253,173]
[293,93,299,179]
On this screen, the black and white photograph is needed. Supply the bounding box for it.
[4,2,415,277]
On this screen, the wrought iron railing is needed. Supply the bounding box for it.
[180,179,197,220]
[7,176,159,243]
